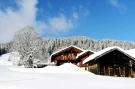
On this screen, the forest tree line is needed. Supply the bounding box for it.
[1,26,135,67]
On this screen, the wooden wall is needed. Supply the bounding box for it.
[77,52,93,67]
[51,47,82,65]
[85,63,134,77]
[84,50,135,77]
[54,53,76,61]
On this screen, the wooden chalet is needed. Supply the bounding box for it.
[83,47,135,77]
[51,45,84,66]
[75,50,94,68]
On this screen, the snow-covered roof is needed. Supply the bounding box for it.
[76,50,94,59]
[51,45,85,57]
[126,49,135,58]
[83,46,135,64]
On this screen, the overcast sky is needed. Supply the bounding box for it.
[0,0,135,42]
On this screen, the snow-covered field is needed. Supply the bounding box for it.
[0,53,135,89]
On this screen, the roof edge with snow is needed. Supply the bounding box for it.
[83,46,135,64]
[76,50,94,59]
[50,45,85,58]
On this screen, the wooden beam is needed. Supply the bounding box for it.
[129,60,133,76]
[123,66,125,77]
[108,66,110,76]
[103,66,106,75]
[119,66,121,77]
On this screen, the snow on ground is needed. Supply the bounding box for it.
[9,63,92,74]
[0,53,12,65]
[0,53,135,89]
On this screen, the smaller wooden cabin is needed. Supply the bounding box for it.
[83,47,135,77]
[75,50,94,68]
[51,45,84,66]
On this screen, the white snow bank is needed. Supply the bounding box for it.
[0,52,21,66]
[1,65,135,89]
[0,86,24,89]
[0,53,12,65]
[9,63,94,75]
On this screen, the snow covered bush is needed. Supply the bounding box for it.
[9,52,21,66]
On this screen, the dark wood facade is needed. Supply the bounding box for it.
[76,51,94,67]
[51,46,83,66]
[85,49,135,77]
